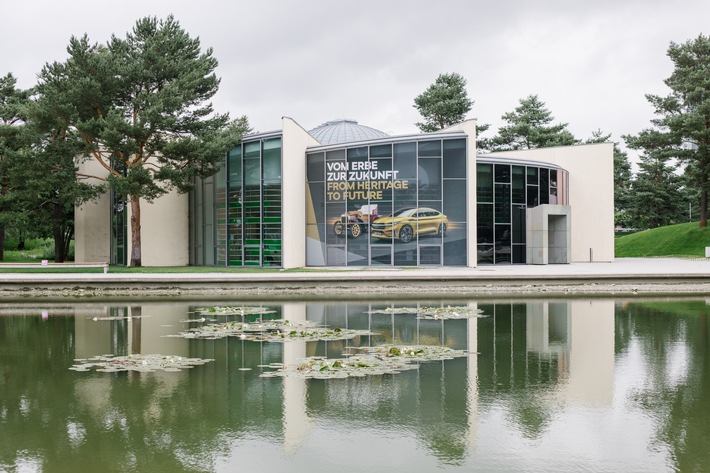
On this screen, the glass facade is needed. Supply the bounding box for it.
[306,136,468,267]
[476,158,568,265]
[191,134,282,267]
[189,130,570,268]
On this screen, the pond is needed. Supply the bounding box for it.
[1,298,709,472]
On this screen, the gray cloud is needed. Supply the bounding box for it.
[2,0,708,157]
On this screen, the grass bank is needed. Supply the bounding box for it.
[615,222,710,257]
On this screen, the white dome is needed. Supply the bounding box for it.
[308,119,389,145]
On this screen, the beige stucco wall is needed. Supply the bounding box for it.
[281,117,321,269]
[75,158,111,263]
[74,156,189,266]
[487,142,614,262]
[128,191,189,266]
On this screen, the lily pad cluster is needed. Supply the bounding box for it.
[368,305,484,320]
[69,354,214,373]
[194,306,276,316]
[89,315,151,321]
[168,319,375,342]
[260,344,469,379]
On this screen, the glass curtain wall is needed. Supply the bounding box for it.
[306,137,468,267]
[226,136,282,267]
[476,160,568,265]
[190,135,282,267]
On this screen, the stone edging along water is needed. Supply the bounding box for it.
[1,272,710,300]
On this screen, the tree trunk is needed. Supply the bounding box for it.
[53,202,66,263]
[130,195,142,266]
[701,185,708,228]
[0,224,4,261]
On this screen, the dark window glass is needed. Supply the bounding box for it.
[307,152,324,182]
[419,246,441,265]
[370,144,392,158]
[443,139,466,178]
[443,180,466,222]
[418,158,441,200]
[495,224,511,264]
[308,183,324,225]
[347,147,368,159]
[326,149,346,161]
[527,185,539,207]
[418,140,441,157]
[527,166,538,185]
[550,169,558,187]
[394,142,416,178]
[540,168,550,205]
[477,163,493,203]
[512,166,525,203]
[477,204,493,244]
[513,244,526,264]
[495,183,510,223]
[495,164,510,183]
[371,245,392,265]
[512,205,526,244]
[228,146,242,183]
[477,244,494,265]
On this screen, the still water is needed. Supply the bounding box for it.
[1,298,709,473]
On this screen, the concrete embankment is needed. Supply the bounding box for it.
[1,258,709,301]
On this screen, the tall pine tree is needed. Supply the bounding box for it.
[36,16,249,266]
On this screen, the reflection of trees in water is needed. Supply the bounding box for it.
[616,301,710,473]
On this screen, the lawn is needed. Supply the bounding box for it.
[615,222,710,257]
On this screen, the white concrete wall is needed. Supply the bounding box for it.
[128,191,189,266]
[75,158,111,263]
[487,142,614,262]
[74,155,189,266]
[281,117,321,269]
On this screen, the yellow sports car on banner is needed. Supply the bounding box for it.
[370,208,448,243]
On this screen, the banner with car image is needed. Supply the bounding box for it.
[306,138,468,267]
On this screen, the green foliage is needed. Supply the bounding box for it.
[615,222,710,257]
[0,72,30,260]
[624,129,688,229]
[635,34,710,227]
[35,15,250,265]
[490,95,579,151]
[413,72,472,132]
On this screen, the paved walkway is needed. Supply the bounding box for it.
[1,258,709,298]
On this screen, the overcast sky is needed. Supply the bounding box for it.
[3,0,709,160]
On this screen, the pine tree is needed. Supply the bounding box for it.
[624,129,686,229]
[491,95,578,151]
[414,73,472,132]
[36,16,249,266]
[643,34,710,227]
[0,73,29,260]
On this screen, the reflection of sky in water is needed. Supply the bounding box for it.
[3,299,710,472]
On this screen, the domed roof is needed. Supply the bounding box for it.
[308,119,389,145]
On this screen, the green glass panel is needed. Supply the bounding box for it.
[477,164,493,203]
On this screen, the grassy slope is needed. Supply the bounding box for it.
[615,222,710,257]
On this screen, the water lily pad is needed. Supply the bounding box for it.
[368,305,485,320]
[195,306,277,316]
[89,315,152,321]
[167,319,375,342]
[260,345,470,379]
[69,354,214,373]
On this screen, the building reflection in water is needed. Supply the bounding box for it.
[67,299,615,461]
